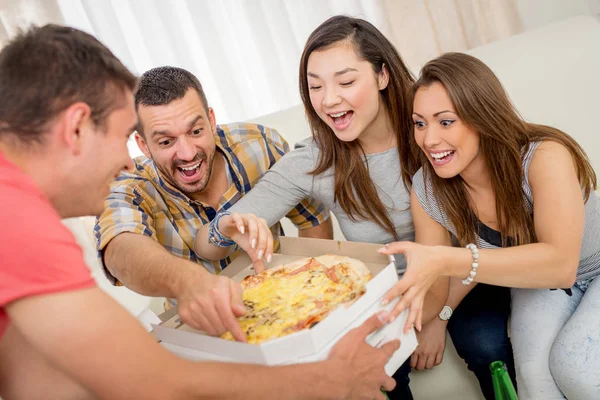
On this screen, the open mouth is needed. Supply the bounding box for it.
[328,110,354,129]
[430,150,455,166]
[176,161,203,182]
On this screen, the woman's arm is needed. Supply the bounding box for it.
[382,141,586,327]
[194,153,313,263]
[440,140,583,287]
[402,189,451,331]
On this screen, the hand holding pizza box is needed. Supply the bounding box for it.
[152,237,418,376]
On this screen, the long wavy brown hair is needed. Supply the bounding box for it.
[409,52,597,246]
[299,16,418,239]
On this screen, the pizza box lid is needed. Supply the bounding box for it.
[151,237,417,365]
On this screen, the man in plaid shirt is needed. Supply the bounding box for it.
[95,66,332,337]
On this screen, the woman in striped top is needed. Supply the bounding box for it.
[196,17,517,399]
[381,53,600,399]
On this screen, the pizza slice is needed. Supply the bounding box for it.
[221,254,372,344]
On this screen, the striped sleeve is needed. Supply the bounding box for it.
[260,124,291,159]
[412,168,455,235]
[94,182,157,284]
[412,168,434,218]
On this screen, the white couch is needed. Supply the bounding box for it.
[67,15,600,400]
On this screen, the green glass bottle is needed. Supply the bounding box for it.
[490,361,518,400]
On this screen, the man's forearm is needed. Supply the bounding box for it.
[9,288,349,400]
[180,361,346,400]
[104,233,208,298]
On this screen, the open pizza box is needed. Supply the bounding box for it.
[151,237,418,375]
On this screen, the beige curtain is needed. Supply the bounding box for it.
[0,0,523,120]
[379,0,523,72]
[0,0,63,47]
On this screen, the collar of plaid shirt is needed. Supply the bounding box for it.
[148,139,245,214]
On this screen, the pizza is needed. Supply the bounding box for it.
[221,254,372,344]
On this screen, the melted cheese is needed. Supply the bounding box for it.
[221,260,370,344]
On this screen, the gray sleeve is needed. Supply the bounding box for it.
[228,145,317,227]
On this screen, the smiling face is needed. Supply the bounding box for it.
[70,90,137,216]
[306,41,389,146]
[412,81,482,179]
[136,88,217,197]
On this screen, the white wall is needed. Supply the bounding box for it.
[517,0,600,30]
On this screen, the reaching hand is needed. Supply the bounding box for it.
[410,318,447,370]
[379,241,445,333]
[328,311,399,399]
[219,212,273,273]
[177,272,247,342]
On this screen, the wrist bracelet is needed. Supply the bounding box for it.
[208,211,236,248]
[461,243,479,285]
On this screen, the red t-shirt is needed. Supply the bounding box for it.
[0,152,95,339]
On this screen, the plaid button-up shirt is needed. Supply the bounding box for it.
[95,122,328,284]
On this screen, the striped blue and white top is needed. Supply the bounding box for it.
[413,141,600,282]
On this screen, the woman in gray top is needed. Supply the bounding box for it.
[196,16,427,300]
[380,53,600,399]
[195,15,443,399]
[196,17,515,400]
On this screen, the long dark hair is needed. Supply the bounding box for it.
[299,16,418,238]
[411,52,597,245]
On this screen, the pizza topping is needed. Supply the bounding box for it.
[289,318,309,332]
[287,315,323,332]
[288,258,323,275]
[324,265,339,283]
[242,274,266,289]
[313,299,326,308]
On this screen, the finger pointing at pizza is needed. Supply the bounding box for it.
[177,273,248,342]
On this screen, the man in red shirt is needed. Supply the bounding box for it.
[0,24,398,399]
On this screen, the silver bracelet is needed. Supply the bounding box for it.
[208,211,236,248]
[461,243,479,285]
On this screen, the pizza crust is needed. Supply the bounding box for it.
[252,254,370,280]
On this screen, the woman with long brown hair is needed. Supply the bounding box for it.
[381,52,600,398]
[196,17,515,400]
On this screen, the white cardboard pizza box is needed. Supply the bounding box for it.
[151,237,418,374]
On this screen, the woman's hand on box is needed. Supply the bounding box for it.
[219,212,273,273]
[378,242,444,333]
